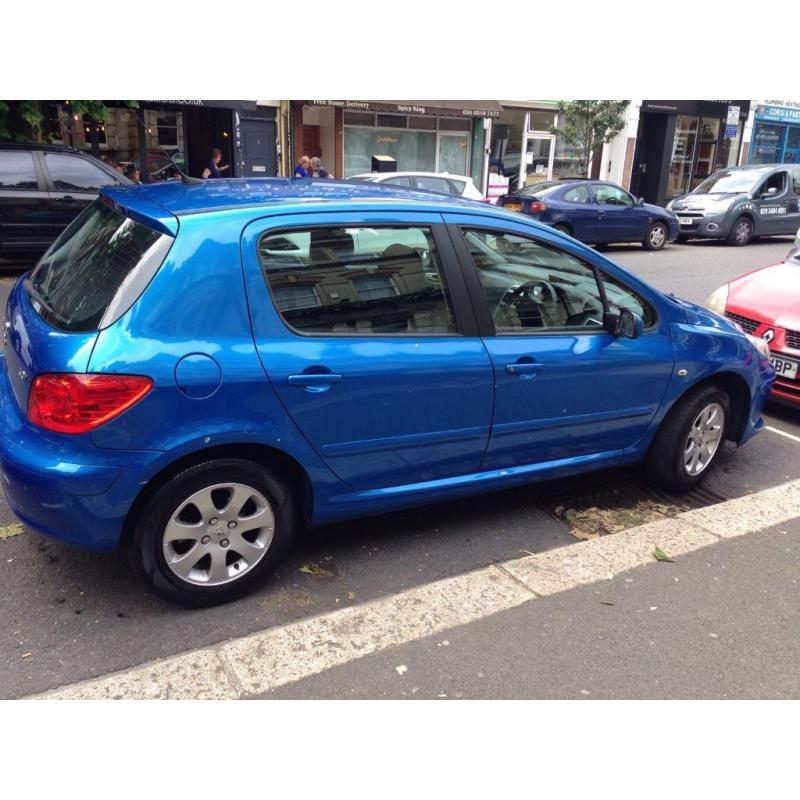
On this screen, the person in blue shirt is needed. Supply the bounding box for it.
[294,155,311,177]
[201,148,230,179]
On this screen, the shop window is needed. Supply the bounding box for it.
[552,135,585,180]
[344,112,374,126]
[344,126,436,177]
[751,123,784,165]
[258,226,457,335]
[528,111,556,132]
[377,114,407,128]
[489,109,526,186]
[439,118,471,132]
[408,116,436,130]
[667,116,699,198]
[783,126,800,164]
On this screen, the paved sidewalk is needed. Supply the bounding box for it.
[263,521,800,699]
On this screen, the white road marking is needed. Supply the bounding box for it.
[31,476,800,700]
[766,425,800,444]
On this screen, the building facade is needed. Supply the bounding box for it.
[34,100,279,181]
[744,102,800,165]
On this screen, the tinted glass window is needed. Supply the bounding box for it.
[28,201,171,331]
[793,170,800,194]
[563,185,592,204]
[448,178,466,193]
[45,153,117,191]
[756,171,786,196]
[381,176,413,187]
[258,226,457,335]
[594,184,633,206]
[0,151,38,189]
[515,181,561,197]
[463,229,606,333]
[599,272,654,326]
[415,176,455,194]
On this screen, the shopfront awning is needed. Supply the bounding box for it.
[310,100,502,118]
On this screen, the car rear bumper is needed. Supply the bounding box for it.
[0,354,159,550]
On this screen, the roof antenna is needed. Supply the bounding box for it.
[131,107,204,185]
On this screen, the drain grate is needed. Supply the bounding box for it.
[540,477,728,540]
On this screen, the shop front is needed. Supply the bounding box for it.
[292,101,501,184]
[44,100,278,182]
[748,104,800,165]
[629,100,750,206]
[488,103,585,191]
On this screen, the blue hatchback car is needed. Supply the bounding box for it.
[498,179,680,250]
[0,179,774,605]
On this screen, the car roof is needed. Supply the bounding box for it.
[101,177,511,231]
[0,141,79,153]
[351,171,474,182]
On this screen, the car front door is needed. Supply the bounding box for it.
[42,152,120,238]
[444,213,675,470]
[592,183,644,243]
[0,149,51,258]
[241,211,494,491]
[753,170,792,234]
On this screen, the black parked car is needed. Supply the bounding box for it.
[0,142,129,266]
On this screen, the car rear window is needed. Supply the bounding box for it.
[27,200,172,332]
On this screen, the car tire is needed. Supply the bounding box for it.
[126,459,296,606]
[726,216,753,246]
[645,385,730,492]
[643,221,668,250]
[553,223,572,236]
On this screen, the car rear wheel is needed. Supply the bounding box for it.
[126,459,296,606]
[643,221,668,250]
[726,216,753,246]
[645,385,729,492]
[552,223,572,236]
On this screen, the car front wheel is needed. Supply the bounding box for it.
[645,385,730,492]
[643,221,668,250]
[726,216,753,246]
[127,459,296,606]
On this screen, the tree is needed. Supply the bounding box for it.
[551,100,629,178]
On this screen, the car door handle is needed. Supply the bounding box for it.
[505,362,546,375]
[287,372,343,386]
[57,195,75,203]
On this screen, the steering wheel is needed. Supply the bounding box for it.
[494,280,559,327]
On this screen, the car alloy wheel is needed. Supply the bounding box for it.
[649,224,666,249]
[682,402,725,477]
[162,482,275,586]
[730,217,752,246]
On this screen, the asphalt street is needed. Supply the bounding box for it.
[0,236,798,699]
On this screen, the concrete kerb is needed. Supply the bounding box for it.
[29,477,800,700]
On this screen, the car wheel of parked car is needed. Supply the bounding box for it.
[726,217,753,246]
[643,222,668,251]
[645,385,730,492]
[552,223,572,236]
[126,459,296,606]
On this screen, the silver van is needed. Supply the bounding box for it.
[667,164,800,245]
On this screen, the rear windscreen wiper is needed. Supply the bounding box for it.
[23,278,60,318]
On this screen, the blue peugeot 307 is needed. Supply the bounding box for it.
[0,179,774,605]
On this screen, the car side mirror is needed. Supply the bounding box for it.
[635,197,644,206]
[612,309,644,339]
[763,186,778,197]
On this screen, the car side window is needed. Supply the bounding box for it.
[462,228,608,333]
[598,272,655,327]
[594,184,633,206]
[415,176,455,194]
[0,151,38,189]
[258,226,458,335]
[563,185,591,204]
[756,171,787,197]
[44,153,118,192]
[793,170,800,195]
[381,176,413,187]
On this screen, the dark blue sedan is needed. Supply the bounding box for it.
[498,179,679,250]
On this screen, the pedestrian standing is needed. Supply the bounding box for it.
[311,157,332,178]
[294,155,311,177]
[202,148,230,179]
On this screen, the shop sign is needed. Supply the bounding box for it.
[755,105,800,125]
[725,105,740,138]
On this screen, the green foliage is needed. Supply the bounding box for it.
[551,100,629,177]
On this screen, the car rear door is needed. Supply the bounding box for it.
[41,152,120,237]
[443,212,675,470]
[240,210,494,491]
[0,149,51,257]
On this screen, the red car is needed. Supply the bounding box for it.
[707,253,800,406]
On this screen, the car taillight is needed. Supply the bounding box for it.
[528,200,547,214]
[27,373,153,434]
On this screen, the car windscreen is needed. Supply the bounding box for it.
[514,181,562,197]
[693,169,772,195]
[26,199,172,332]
